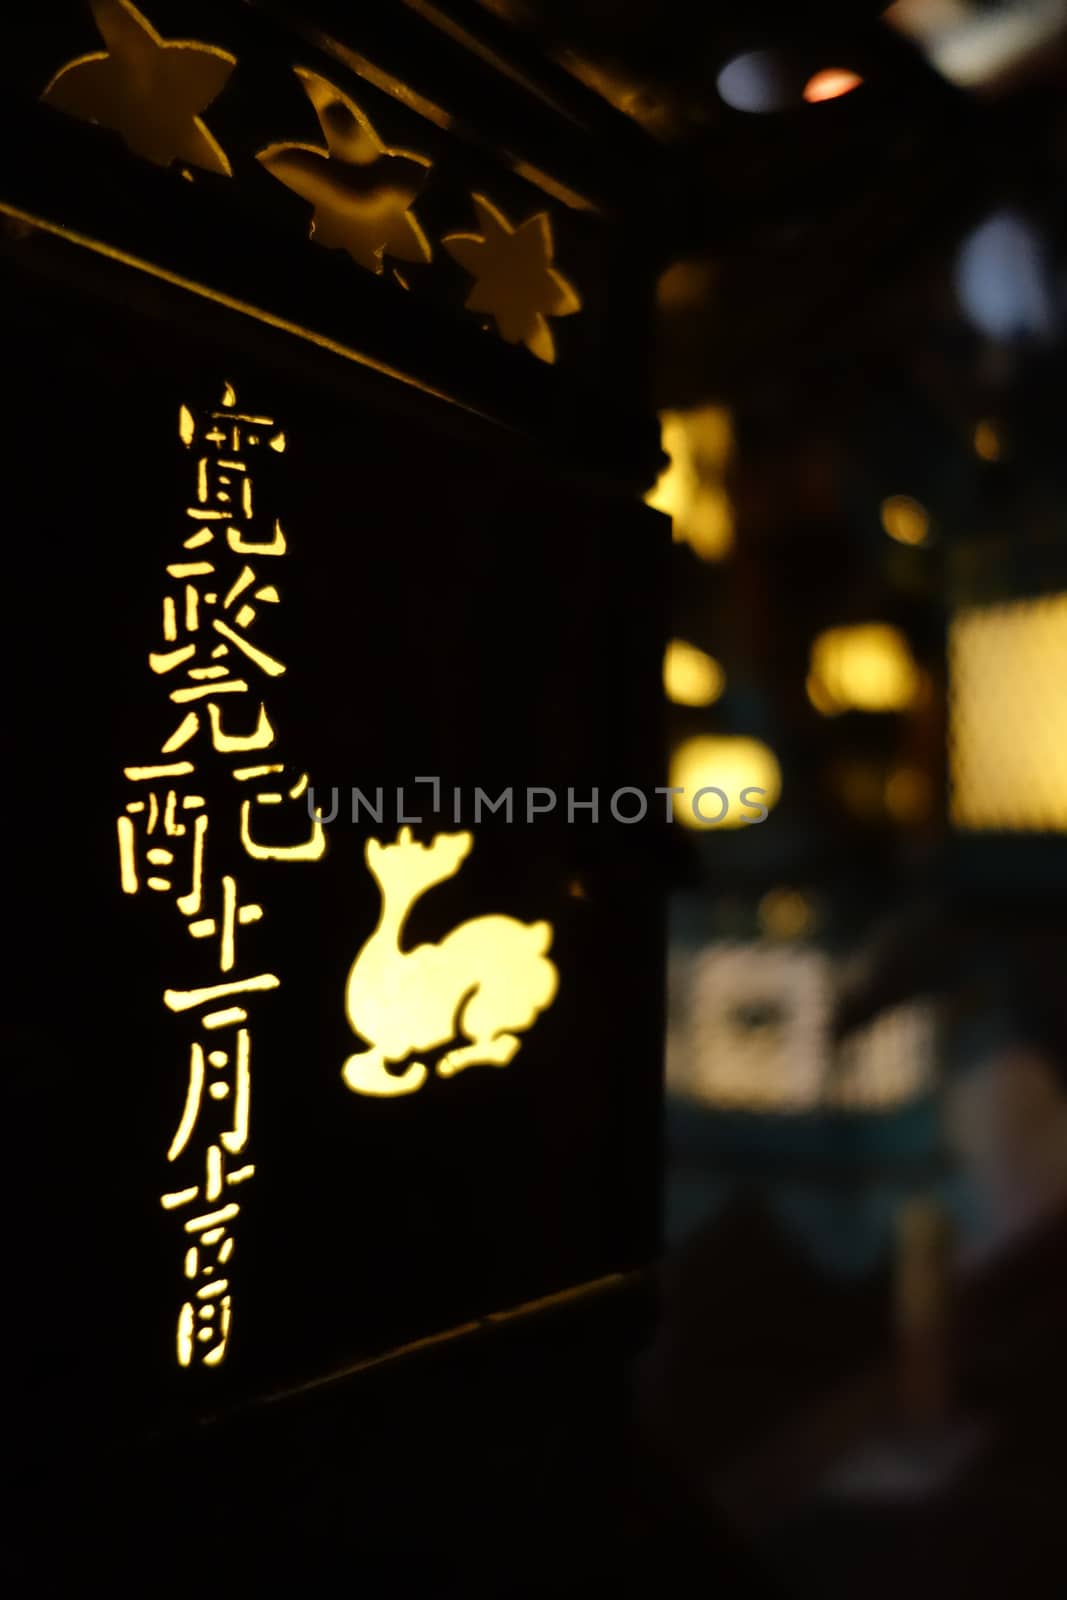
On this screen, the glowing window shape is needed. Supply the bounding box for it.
[670,943,832,1112]
[949,592,1067,832]
[342,829,558,1097]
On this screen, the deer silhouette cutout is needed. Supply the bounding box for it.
[342,828,559,1097]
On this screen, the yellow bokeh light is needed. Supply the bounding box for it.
[670,735,781,830]
[343,829,559,1095]
[973,420,1001,461]
[880,494,929,546]
[656,259,714,311]
[949,592,1067,831]
[808,623,920,713]
[758,888,814,940]
[645,408,735,561]
[663,639,725,706]
[885,766,933,823]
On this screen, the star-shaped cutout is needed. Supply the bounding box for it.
[442,195,581,364]
[257,71,432,276]
[41,0,236,176]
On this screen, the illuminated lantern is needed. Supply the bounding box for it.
[6,0,669,1567]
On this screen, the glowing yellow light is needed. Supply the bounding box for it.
[973,420,1001,461]
[342,828,558,1096]
[663,640,725,707]
[805,671,840,717]
[656,259,714,311]
[949,592,1067,831]
[669,736,781,830]
[885,766,932,824]
[808,624,920,713]
[442,194,581,365]
[41,0,236,176]
[758,889,814,940]
[803,68,863,103]
[881,494,929,546]
[257,70,433,276]
[644,408,735,561]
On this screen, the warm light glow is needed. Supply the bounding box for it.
[41,0,236,175]
[663,640,725,706]
[973,420,1001,461]
[257,69,433,276]
[886,0,1067,88]
[949,593,1067,831]
[758,888,814,940]
[670,736,781,830]
[645,408,735,561]
[667,944,934,1114]
[671,944,831,1111]
[880,495,929,546]
[808,624,920,713]
[442,194,581,364]
[832,1003,935,1110]
[343,829,559,1096]
[803,68,864,103]
[885,766,933,824]
[656,259,714,311]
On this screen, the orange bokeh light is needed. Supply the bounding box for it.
[803,68,863,103]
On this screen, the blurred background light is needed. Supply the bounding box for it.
[715,50,792,113]
[949,592,1067,831]
[884,765,935,824]
[808,623,921,713]
[881,493,931,546]
[758,887,816,940]
[673,944,831,1111]
[886,0,1067,89]
[973,419,1002,460]
[670,734,782,829]
[668,943,936,1114]
[645,407,735,560]
[954,209,1056,341]
[802,67,864,103]
[663,639,726,706]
